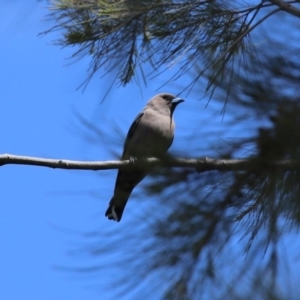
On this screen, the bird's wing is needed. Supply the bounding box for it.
[166,135,174,151]
[122,111,144,156]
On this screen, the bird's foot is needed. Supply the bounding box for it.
[129,156,138,164]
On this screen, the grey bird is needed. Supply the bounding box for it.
[105,93,184,222]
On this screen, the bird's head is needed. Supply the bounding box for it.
[155,93,184,115]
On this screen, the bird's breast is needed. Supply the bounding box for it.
[125,113,175,158]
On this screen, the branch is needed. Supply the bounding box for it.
[1,154,300,172]
[270,0,300,18]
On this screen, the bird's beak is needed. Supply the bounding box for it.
[172,97,184,105]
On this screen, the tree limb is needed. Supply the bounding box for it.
[1,153,300,172]
[270,0,300,18]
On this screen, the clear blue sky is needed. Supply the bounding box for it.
[0,2,197,299]
[1,1,300,300]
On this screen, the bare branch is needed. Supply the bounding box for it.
[270,0,300,18]
[1,154,300,172]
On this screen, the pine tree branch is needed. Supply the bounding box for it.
[1,153,300,172]
[270,0,300,18]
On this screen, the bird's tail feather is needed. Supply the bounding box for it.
[106,170,146,222]
[105,196,128,222]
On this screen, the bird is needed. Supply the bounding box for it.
[105,93,184,222]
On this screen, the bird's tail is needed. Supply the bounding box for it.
[105,195,128,222]
[106,169,147,222]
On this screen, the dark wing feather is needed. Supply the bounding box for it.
[166,135,174,151]
[122,111,144,156]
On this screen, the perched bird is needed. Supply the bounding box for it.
[105,93,184,222]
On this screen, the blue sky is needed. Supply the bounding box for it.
[0,2,139,299]
[0,2,198,299]
[1,1,300,300]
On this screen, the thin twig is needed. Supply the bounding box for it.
[1,154,300,172]
[270,0,300,18]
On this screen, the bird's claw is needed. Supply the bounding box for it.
[129,156,137,164]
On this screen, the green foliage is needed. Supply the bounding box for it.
[46,0,257,91]
[138,44,300,299]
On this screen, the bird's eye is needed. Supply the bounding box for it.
[162,94,174,102]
